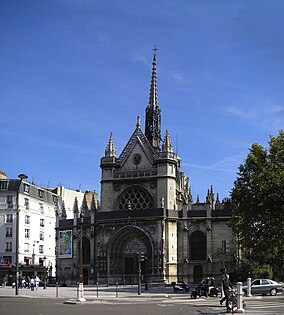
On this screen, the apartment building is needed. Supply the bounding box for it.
[0,172,60,284]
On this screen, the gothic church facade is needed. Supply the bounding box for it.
[56,53,236,285]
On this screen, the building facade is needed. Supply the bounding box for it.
[56,191,98,285]
[56,52,236,286]
[0,172,59,285]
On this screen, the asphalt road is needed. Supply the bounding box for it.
[0,285,283,315]
[0,295,284,315]
[0,297,234,315]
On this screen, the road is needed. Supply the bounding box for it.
[0,285,283,315]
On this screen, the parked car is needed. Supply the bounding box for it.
[242,279,283,296]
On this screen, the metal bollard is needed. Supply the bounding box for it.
[56,282,59,298]
[236,282,245,313]
[116,282,118,298]
[247,278,252,297]
[77,282,79,299]
[96,282,99,298]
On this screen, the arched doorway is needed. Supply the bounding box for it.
[107,226,153,284]
[193,265,203,283]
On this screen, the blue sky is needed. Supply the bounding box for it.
[1,0,283,202]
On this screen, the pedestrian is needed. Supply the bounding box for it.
[26,276,30,289]
[35,276,40,291]
[205,277,211,297]
[220,273,234,312]
[30,277,35,291]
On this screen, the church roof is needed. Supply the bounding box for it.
[117,116,155,165]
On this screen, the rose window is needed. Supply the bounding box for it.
[118,186,154,210]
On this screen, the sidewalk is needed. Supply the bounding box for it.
[0,284,182,300]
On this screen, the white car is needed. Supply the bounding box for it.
[243,279,283,296]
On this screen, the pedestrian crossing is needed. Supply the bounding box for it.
[243,298,284,314]
[89,295,284,313]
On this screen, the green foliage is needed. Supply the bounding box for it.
[254,265,273,279]
[230,130,284,276]
[230,263,254,282]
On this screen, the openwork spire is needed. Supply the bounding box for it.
[105,132,116,157]
[148,47,159,108]
[145,47,161,151]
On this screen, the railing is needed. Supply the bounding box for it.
[113,169,157,179]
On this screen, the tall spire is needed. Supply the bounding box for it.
[105,132,116,157]
[145,46,161,151]
[149,46,159,109]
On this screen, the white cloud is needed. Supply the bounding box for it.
[224,106,252,119]
[264,105,283,114]
[169,70,186,83]
[184,155,244,173]
[131,50,150,67]
[223,104,284,132]
[97,33,109,48]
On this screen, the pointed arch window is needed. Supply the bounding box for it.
[117,186,154,210]
[82,236,90,264]
[189,231,207,260]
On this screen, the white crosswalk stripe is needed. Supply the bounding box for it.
[243,298,284,314]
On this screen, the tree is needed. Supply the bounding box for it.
[230,130,284,277]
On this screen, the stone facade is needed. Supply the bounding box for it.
[56,52,236,286]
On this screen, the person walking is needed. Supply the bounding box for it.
[26,276,31,289]
[220,273,234,312]
[30,277,35,291]
[35,276,40,291]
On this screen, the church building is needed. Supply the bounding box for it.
[56,52,236,285]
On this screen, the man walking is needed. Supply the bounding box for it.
[220,273,234,312]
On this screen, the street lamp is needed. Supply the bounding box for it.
[43,256,47,289]
[78,211,86,301]
[137,252,142,295]
[32,244,35,265]
[15,173,28,295]
[32,241,39,265]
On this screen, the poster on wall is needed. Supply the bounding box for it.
[59,230,72,258]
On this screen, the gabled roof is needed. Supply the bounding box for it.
[117,116,155,166]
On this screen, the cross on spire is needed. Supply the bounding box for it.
[152,45,158,57]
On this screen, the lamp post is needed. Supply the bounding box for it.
[78,211,86,301]
[32,243,35,265]
[32,241,39,265]
[137,251,142,295]
[15,173,28,295]
[43,256,47,289]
